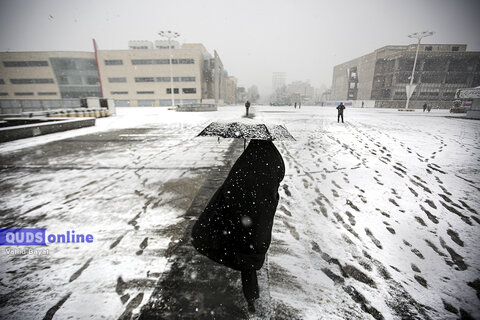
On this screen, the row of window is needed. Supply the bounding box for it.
[10,78,55,84]
[0,92,58,96]
[114,99,198,107]
[108,76,196,83]
[3,61,49,67]
[2,58,195,69]
[110,88,197,95]
[424,46,459,52]
[2,76,197,85]
[105,59,195,65]
[132,76,196,83]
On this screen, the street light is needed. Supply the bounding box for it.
[159,30,180,107]
[403,30,435,111]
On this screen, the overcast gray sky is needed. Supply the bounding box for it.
[1,0,479,97]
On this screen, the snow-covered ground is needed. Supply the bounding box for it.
[0,106,479,319]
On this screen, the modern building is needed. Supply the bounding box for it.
[224,74,237,104]
[331,44,480,108]
[0,40,234,107]
[0,51,100,100]
[286,80,315,104]
[272,72,286,92]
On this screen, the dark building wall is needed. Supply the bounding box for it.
[332,44,480,104]
[372,52,480,101]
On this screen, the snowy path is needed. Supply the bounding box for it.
[256,108,480,319]
[0,108,243,319]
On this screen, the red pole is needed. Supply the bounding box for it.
[92,39,104,98]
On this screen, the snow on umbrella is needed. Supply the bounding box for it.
[197,121,295,141]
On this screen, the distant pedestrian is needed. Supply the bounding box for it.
[337,102,346,123]
[294,102,297,109]
[192,140,285,313]
[427,105,432,112]
[299,102,301,109]
[361,101,364,108]
[423,103,427,112]
[245,100,251,116]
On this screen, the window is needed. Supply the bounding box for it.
[131,58,193,65]
[15,92,34,96]
[10,78,55,84]
[114,100,130,106]
[156,77,171,82]
[111,91,128,95]
[160,99,181,106]
[0,79,4,84]
[181,77,195,82]
[421,73,444,83]
[166,88,179,94]
[445,73,467,84]
[3,61,49,67]
[38,92,57,96]
[86,77,99,85]
[108,77,127,83]
[0,92,8,96]
[452,46,459,52]
[137,91,154,94]
[131,59,169,65]
[135,77,154,82]
[425,46,433,51]
[105,59,123,65]
[182,88,196,94]
[138,100,155,106]
[448,59,469,72]
[172,59,194,64]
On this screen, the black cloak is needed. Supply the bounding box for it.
[191,139,285,271]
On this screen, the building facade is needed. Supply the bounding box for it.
[0,41,234,107]
[286,81,315,104]
[331,44,480,108]
[272,72,286,91]
[0,51,100,100]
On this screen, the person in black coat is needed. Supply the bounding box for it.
[245,100,251,116]
[191,139,285,312]
[337,102,346,123]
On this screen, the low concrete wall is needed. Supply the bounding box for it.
[0,99,82,114]
[322,100,375,108]
[176,104,217,112]
[466,110,480,119]
[0,118,95,143]
[375,100,453,109]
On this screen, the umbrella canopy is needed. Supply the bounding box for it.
[197,121,295,141]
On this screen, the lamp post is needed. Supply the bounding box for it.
[159,30,180,107]
[403,31,435,111]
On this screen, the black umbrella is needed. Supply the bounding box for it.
[197,121,295,141]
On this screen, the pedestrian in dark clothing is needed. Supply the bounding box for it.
[191,139,285,312]
[337,102,345,123]
[245,100,251,116]
[427,105,432,112]
[294,102,297,109]
[299,102,301,109]
[423,103,427,112]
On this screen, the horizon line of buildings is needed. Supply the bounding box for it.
[0,39,241,107]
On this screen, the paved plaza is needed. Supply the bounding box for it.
[0,106,479,319]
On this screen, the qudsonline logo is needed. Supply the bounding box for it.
[0,228,94,246]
